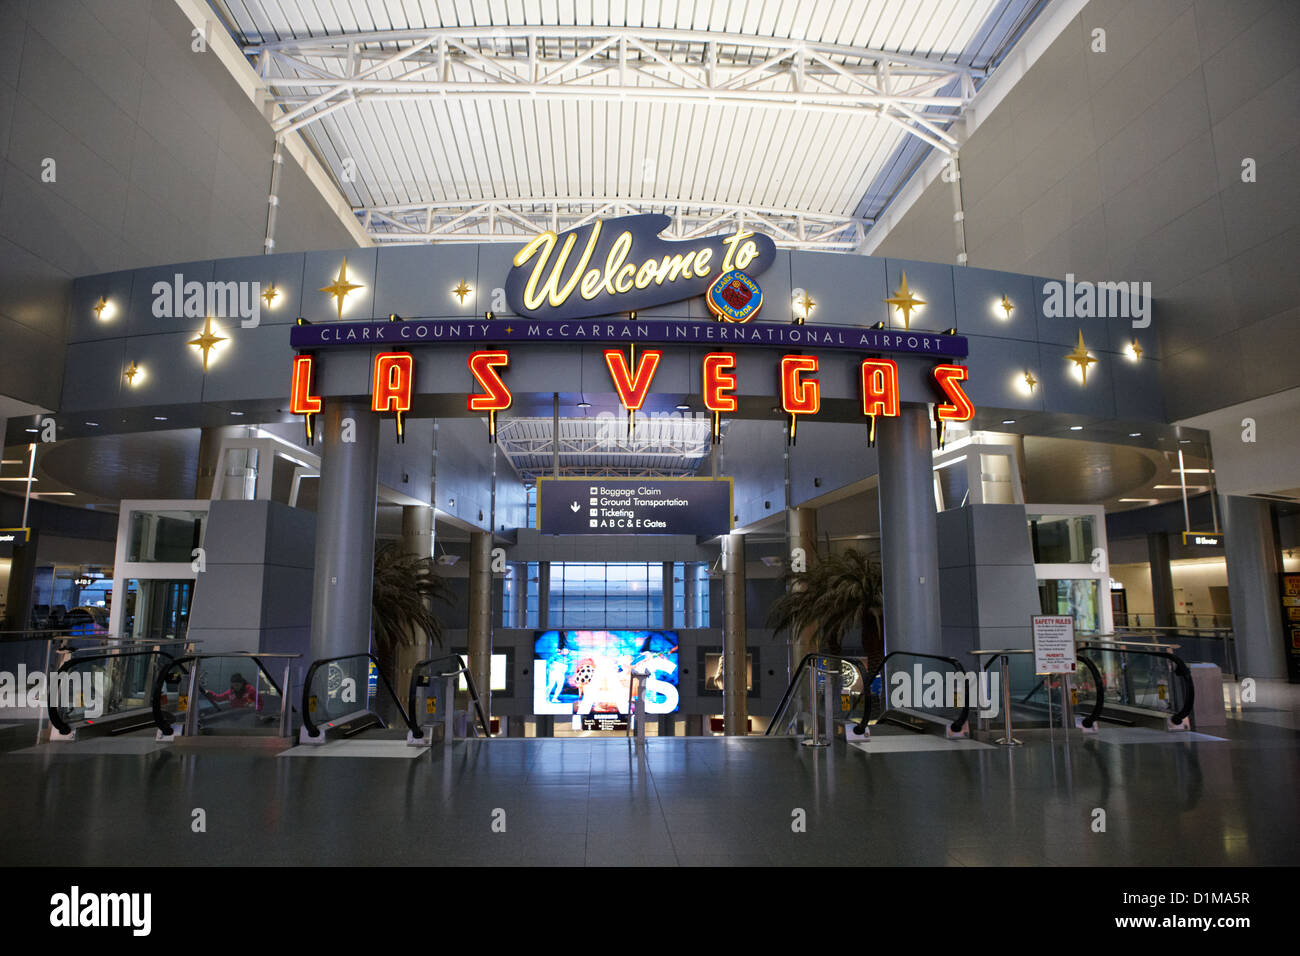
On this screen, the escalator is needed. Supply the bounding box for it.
[1074,640,1195,731]
[406,654,492,743]
[765,650,976,744]
[48,644,183,740]
[300,651,492,745]
[150,652,299,744]
[299,652,415,742]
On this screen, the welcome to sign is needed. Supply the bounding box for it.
[504,213,777,320]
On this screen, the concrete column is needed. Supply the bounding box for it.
[468,531,494,718]
[722,533,747,735]
[396,505,435,693]
[1221,495,1286,679]
[662,561,674,629]
[309,400,380,662]
[194,425,247,499]
[876,403,941,655]
[512,562,528,628]
[3,530,39,632]
[683,565,698,629]
[1147,532,1175,628]
[537,561,551,628]
[787,506,819,671]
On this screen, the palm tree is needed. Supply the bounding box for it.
[371,542,456,686]
[767,548,884,661]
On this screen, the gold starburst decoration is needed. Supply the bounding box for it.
[1024,371,1038,393]
[999,294,1014,318]
[261,283,279,308]
[1067,329,1098,385]
[188,316,227,372]
[93,296,109,320]
[884,271,926,329]
[124,361,142,386]
[320,258,362,319]
[1130,340,1143,360]
[453,279,472,304]
[798,291,815,320]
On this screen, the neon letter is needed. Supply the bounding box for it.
[932,364,974,422]
[604,349,662,411]
[702,352,738,413]
[372,352,414,413]
[780,355,820,415]
[860,358,900,418]
[467,350,512,412]
[289,355,322,415]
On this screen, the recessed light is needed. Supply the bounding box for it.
[230,411,244,416]
[84,422,99,427]
[153,416,168,421]
[25,428,38,433]
[676,403,691,411]
[576,401,591,409]
[1069,425,1083,431]
[1001,419,1015,425]
[1129,432,1141,437]
[1178,439,1191,444]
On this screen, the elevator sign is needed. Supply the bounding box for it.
[537,478,733,536]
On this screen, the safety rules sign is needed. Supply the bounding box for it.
[1031,615,1077,675]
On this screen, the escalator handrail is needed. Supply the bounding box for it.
[1074,652,1105,730]
[48,648,176,735]
[300,652,417,739]
[149,653,296,734]
[853,650,973,734]
[407,654,491,740]
[1077,641,1195,724]
[766,652,875,737]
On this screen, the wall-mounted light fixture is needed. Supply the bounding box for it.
[319,258,362,318]
[453,280,472,304]
[124,361,144,387]
[884,271,925,329]
[93,296,114,321]
[188,316,228,371]
[1067,330,1097,385]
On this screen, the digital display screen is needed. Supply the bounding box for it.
[699,650,754,695]
[533,630,679,725]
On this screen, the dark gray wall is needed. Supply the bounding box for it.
[872,0,1299,420]
[0,0,357,410]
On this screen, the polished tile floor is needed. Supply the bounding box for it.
[1,708,1296,867]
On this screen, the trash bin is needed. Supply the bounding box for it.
[1188,663,1225,730]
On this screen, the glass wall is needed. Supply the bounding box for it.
[1027,512,1097,564]
[502,561,710,629]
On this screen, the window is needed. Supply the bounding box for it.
[502,561,710,628]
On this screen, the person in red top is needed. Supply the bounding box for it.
[207,673,257,708]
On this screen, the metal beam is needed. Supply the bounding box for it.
[248,26,981,151]
[360,197,870,251]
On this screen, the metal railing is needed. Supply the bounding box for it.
[406,654,490,741]
[766,652,875,741]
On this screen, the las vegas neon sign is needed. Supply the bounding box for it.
[289,349,974,444]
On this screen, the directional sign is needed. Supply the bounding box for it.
[537,478,733,536]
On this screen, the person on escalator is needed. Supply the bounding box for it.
[207,673,258,708]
